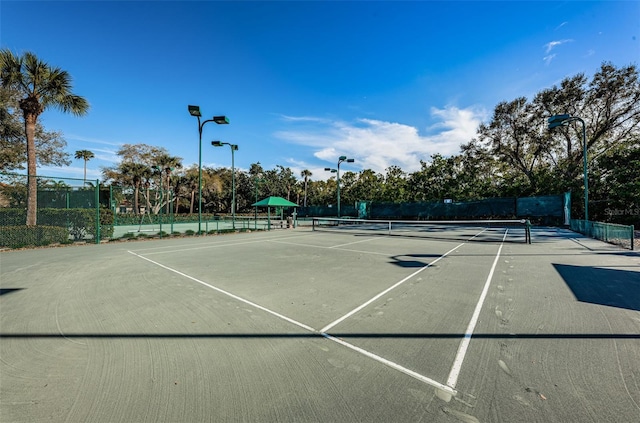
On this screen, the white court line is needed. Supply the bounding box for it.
[127,249,457,396]
[131,233,317,256]
[320,227,490,333]
[127,250,316,333]
[330,237,380,248]
[323,333,456,395]
[269,239,391,257]
[446,230,507,389]
[319,242,466,333]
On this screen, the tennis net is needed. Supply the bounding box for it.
[312,217,532,244]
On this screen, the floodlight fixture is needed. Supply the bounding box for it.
[188,105,230,234]
[188,105,202,117]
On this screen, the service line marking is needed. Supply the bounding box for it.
[320,241,466,333]
[127,249,456,396]
[320,228,490,333]
[446,230,507,389]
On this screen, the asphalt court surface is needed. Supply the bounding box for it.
[1,226,639,422]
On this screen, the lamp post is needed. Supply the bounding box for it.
[212,141,239,229]
[548,114,588,221]
[188,105,229,235]
[336,156,355,218]
[324,167,337,216]
[151,165,163,236]
[254,177,264,229]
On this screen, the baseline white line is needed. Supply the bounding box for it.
[446,230,507,389]
[320,241,466,333]
[127,249,456,395]
[127,250,317,333]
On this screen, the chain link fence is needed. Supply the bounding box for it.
[0,172,112,248]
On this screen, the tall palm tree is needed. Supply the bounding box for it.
[155,153,182,214]
[74,150,94,184]
[301,169,312,207]
[1,49,89,225]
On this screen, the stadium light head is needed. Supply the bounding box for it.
[548,114,572,129]
[346,158,355,163]
[213,115,230,124]
[338,155,347,161]
[211,141,223,147]
[188,105,202,117]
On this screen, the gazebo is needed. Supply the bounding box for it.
[251,196,299,230]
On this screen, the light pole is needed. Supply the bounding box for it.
[151,165,163,236]
[336,156,354,218]
[324,167,337,216]
[254,177,264,229]
[188,105,229,235]
[548,114,589,221]
[212,141,238,229]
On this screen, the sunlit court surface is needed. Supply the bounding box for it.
[1,225,639,422]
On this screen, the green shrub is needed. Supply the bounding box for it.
[185,229,195,236]
[0,208,114,242]
[0,225,69,249]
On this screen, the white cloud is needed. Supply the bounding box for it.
[274,105,487,175]
[544,39,573,54]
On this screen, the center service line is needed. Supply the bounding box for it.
[446,230,508,389]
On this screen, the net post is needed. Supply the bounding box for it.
[631,225,635,251]
[525,219,531,244]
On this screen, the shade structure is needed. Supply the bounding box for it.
[251,196,298,230]
[251,196,299,207]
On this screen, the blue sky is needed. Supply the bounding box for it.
[2,0,638,181]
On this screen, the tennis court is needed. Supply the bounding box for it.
[1,222,639,422]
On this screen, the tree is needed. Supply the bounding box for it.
[1,86,71,172]
[0,49,89,225]
[102,144,183,216]
[301,169,312,207]
[75,150,94,183]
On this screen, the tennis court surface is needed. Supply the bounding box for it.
[1,223,639,422]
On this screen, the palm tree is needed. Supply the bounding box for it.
[301,169,312,207]
[1,49,89,225]
[155,153,182,214]
[74,150,94,184]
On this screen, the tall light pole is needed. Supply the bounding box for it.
[212,141,238,229]
[188,105,229,234]
[324,167,337,215]
[548,114,588,221]
[336,156,355,218]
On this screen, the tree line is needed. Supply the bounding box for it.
[1,48,638,225]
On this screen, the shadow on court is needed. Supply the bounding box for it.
[553,263,640,312]
[2,332,639,339]
[0,288,24,296]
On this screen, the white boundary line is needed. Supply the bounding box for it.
[445,230,507,389]
[320,242,466,333]
[127,249,457,396]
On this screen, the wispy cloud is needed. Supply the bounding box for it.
[543,39,573,65]
[544,39,573,54]
[274,106,488,175]
[555,21,568,31]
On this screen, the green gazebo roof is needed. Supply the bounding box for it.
[251,196,299,207]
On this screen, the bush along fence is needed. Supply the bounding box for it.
[0,172,113,248]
